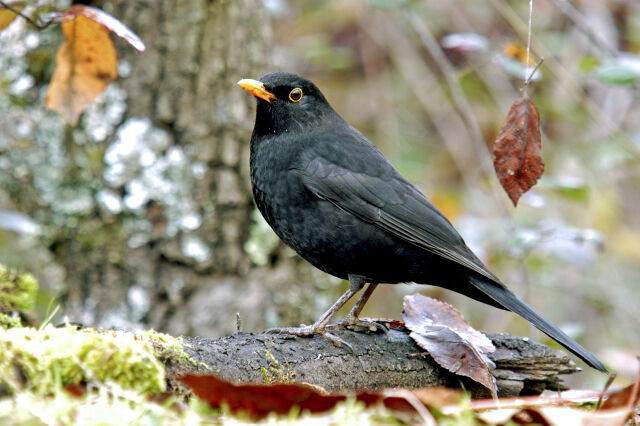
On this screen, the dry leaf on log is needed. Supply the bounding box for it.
[402,294,497,396]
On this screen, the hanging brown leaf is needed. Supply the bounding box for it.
[493,98,544,206]
[402,294,497,396]
[45,15,118,125]
[0,5,23,31]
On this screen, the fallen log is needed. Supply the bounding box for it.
[165,327,580,398]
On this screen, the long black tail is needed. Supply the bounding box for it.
[469,276,607,372]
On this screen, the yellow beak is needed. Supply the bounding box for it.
[237,79,277,103]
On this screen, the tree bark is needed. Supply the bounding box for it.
[56,0,274,335]
[165,329,580,398]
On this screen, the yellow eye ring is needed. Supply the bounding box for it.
[289,88,303,102]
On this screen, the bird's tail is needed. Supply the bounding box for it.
[469,276,607,372]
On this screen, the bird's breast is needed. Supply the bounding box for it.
[251,169,407,281]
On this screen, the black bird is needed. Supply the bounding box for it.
[238,72,606,372]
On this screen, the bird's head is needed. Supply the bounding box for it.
[238,72,336,136]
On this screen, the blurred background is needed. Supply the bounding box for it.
[1,0,639,388]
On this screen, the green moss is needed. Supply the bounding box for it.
[0,312,21,329]
[0,325,166,395]
[0,265,38,313]
[260,349,293,385]
[143,330,200,368]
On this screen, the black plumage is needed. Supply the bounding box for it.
[238,72,606,372]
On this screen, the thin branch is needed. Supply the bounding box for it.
[0,1,58,29]
[524,57,544,89]
[524,0,533,96]
[526,0,533,62]
[596,371,617,410]
[0,1,36,27]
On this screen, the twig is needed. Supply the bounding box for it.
[596,371,617,410]
[522,3,547,95]
[0,1,35,26]
[523,57,544,90]
[0,1,58,29]
[525,0,533,64]
[524,0,533,95]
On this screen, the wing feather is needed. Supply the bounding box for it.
[297,155,499,283]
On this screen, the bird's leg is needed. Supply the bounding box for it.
[265,277,365,352]
[326,281,390,338]
[347,282,378,318]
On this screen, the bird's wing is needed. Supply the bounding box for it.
[296,154,499,283]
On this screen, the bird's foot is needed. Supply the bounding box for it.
[325,315,391,339]
[265,325,356,354]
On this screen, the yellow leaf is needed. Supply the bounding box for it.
[502,42,535,66]
[45,15,118,125]
[0,7,23,31]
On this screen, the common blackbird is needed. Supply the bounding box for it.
[238,72,606,372]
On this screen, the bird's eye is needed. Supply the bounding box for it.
[288,88,303,102]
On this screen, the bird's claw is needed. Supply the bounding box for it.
[318,331,356,355]
[264,325,357,355]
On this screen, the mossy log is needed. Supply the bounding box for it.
[165,328,580,398]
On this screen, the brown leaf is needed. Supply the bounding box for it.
[0,5,23,31]
[178,374,418,419]
[179,374,344,417]
[493,98,545,206]
[402,294,497,395]
[45,15,118,125]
